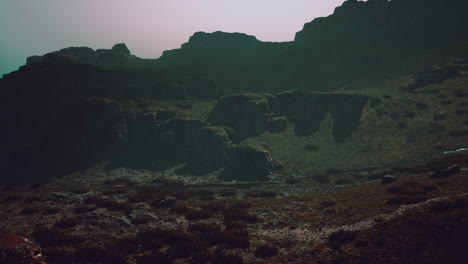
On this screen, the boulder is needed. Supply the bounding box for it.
[169,117,209,160]
[220,144,273,181]
[190,126,232,173]
[269,116,288,133]
[208,93,271,139]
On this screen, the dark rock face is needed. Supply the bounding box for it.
[208,93,271,140]
[220,144,273,182]
[271,92,369,141]
[188,126,232,174]
[4,98,136,183]
[170,117,209,160]
[185,76,218,99]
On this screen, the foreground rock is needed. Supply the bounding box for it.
[0,231,47,264]
[220,144,273,181]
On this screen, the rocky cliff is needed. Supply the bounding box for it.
[157,0,468,93]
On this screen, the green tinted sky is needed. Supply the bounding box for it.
[0,0,346,77]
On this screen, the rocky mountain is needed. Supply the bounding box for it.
[157,0,468,93]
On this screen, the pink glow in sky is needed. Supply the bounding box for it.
[0,0,345,76]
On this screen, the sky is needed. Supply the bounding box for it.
[0,0,346,77]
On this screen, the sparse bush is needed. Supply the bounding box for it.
[42,247,75,264]
[24,196,42,203]
[219,189,237,197]
[171,204,191,214]
[71,187,89,194]
[54,218,80,229]
[222,207,257,223]
[328,230,357,248]
[334,178,352,184]
[225,221,248,230]
[448,129,468,137]
[173,190,197,200]
[43,207,60,215]
[75,245,126,264]
[188,223,222,233]
[255,244,279,257]
[245,190,277,198]
[326,168,341,175]
[101,187,128,195]
[103,176,137,187]
[311,175,331,183]
[191,250,214,263]
[386,195,427,205]
[152,197,176,209]
[185,209,214,220]
[213,250,243,264]
[2,195,22,203]
[137,252,172,264]
[416,102,428,110]
[73,205,96,214]
[321,200,337,208]
[84,196,132,213]
[32,228,84,247]
[20,207,38,215]
[201,201,226,212]
[305,144,319,151]
[285,178,301,184]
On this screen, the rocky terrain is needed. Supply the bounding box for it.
[1,0,468,263]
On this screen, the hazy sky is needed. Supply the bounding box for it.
[0,0,346,77]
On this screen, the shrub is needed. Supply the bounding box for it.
[73,205,96,214]
[137,252,172,264]
[32,228,84,247]
[328,230,357,248]
[185,209,214,220]
[54,218,80,229]
[188,223,222,233]
[42,247,74,264]
[386,195,427,205]
[20,207,38,215]
[219,189,237,197]
[43,207,60,215]
[75,246,126,264]
[213,251,243,264]
[245,191,277,198]
[171,204,191,215]
[255,244,279,257]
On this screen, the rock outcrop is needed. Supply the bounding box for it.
[208,93,272,140]
[220,144,273,182]
[270,92,369,141]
